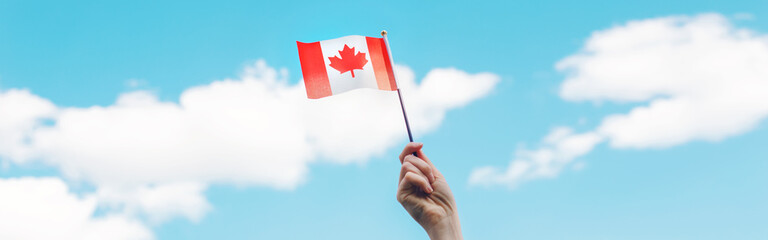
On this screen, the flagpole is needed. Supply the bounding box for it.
[381,30,417,156]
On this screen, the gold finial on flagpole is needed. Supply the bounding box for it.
[381,30,388,36]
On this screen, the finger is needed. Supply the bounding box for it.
[403,155,435,183]
[414,148,433,167]
[399,161,428,183]
[399,171,433,194]
[399,142,423,163]
[415,148,443,178]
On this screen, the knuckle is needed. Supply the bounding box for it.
[401,172,414,181]
[401,162,414,170]
[406,156,429,169]
[403,155,419,164]
[404,172,421,182]
[403,171,419,181]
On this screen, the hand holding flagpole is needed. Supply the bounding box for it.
[298,31,458,238]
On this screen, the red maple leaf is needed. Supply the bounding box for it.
[328,44,368,78]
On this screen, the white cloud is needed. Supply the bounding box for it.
[469,127,602,188]
[0,177,152,240]
[471,13,768,187]
[0,89,56,162]
[562,13,768,148]
[0,60,499,224]
[96,182,210,224]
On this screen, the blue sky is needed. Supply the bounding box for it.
[1,1,767,239]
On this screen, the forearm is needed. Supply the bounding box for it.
[424,213,463,240]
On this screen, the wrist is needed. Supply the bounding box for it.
[424,213,462,240]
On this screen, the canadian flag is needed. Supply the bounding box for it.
[297,35,397,99]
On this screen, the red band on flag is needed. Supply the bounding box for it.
[297,41,332,99]
[379,39,397,90]
[366,37,396,91]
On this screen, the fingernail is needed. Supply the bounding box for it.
[427,185,433,194]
